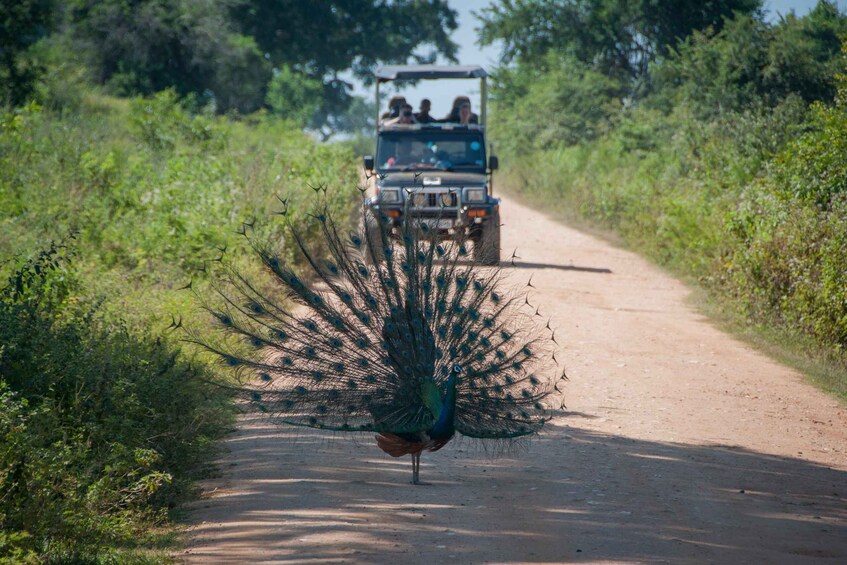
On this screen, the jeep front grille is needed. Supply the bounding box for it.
[410,190,458,209]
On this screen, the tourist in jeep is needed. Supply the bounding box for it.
[458,102,478,124]
[415,98,435,123]
[383,138,420,168]
[383,103,418,126]
[442,96,478,123]
[380,96,407,122]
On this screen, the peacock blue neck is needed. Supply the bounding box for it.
[429,372,458,439]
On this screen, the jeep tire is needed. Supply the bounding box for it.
[363,213,385,265]
[474,216,500,266]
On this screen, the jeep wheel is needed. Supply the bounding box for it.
[363,216,385,265]
[474,218,500,266]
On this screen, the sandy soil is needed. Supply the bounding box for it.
[183,195,846,564]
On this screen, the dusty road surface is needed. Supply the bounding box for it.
[183,195,846,564]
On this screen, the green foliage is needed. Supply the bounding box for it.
[653,3,847,118]
[233,0,458,80]
[67,0,271,113]
[5,1,458,133]
[327,96,377,146]
[266,65,323,128]
[720,64,847,351]
[487,1,847,371]
[47,0,458,123]
[487,1,846,147]
[128,89,222,151]
[493,34,847,367]
[0,91,361,559]
[768,94,847,208]
[241,0,458,129]
[0,92,359,313]
[478,0,760,88]
[491,52,624,152]
[0,244,233,561]
[0,0,55,105]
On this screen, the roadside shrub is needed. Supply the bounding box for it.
[493,45,846,361]
[0,87,361,558]
[128,89,223,152]
[721,68,847,351]
[0,242,232,561]
[491,53,625,153]
[0,90,359,327]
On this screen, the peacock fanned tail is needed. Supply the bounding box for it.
[188,192,563,448]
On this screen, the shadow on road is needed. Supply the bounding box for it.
[506,260,613,274]
[185,414,845,564]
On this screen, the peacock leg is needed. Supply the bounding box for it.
[411,452,430,485]
[411,453,419,484]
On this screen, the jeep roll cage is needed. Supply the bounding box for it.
[374,64,489,132]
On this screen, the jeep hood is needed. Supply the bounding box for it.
[378,171,486,187]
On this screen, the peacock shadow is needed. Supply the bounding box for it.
[186,412,846,563]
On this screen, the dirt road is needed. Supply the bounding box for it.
[184,195,846,564]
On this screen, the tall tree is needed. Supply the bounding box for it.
[653,2,847,117]
[0,0,55,105]
[478,0,761,96]
[67,0,269,113]
[67,0,458,117]
[231,0,458,120]
[232,0,457,80]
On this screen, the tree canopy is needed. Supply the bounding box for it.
[232,0,457,81]
[652,2,847,116]
[0,0,55,105]
[483,0,847,149]
[478,0,761,93]
[21,0,457,126]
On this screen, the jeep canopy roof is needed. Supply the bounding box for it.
[374,65,489,130]
[375,65,488,81]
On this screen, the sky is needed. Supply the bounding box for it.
[364,0,834,118]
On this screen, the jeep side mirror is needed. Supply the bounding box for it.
[363,155,374,171]
[488,155,499,171]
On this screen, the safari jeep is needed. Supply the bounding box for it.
[362,65,501,265]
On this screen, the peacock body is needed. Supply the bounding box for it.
[190,193,563,484]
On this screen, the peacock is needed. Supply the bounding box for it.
[188,192,565,484]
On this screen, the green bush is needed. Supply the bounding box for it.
[492,39,847,371]
[265,65,323,128]
[0,243,232,561]
[652,4,847,119]
[721,70,847,352]
[0,87,361,560]
[0,90,359,324]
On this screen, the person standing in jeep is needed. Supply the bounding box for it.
[415,99,436,123]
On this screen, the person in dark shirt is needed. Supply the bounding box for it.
[415,99,436,123]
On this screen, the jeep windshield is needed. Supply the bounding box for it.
[377,130,486,173]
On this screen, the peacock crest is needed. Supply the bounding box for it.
[187,192,565,483]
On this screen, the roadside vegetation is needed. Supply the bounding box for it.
[482,1,847,396]
[0,87,359,562]
[0,1,463,561]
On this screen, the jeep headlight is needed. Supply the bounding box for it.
[380,188,401,203]
[464,188,486,203]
